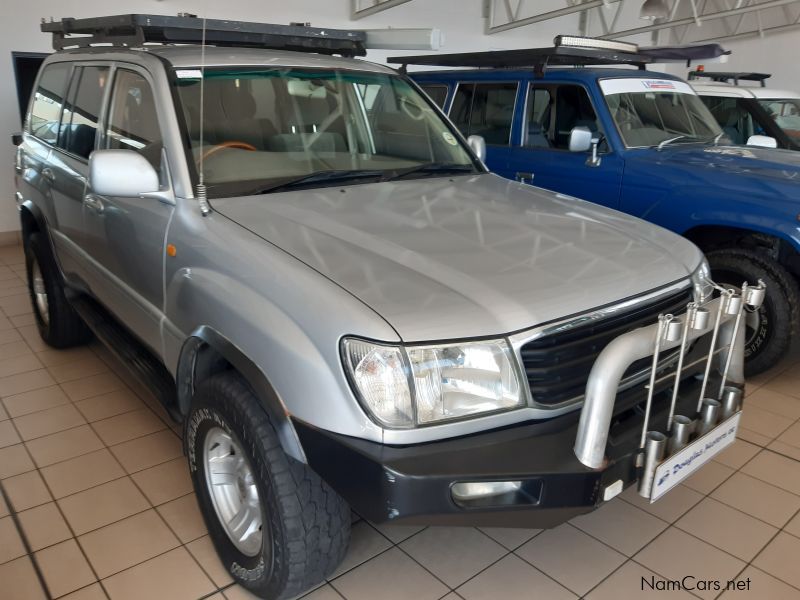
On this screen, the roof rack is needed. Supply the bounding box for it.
[41,14,367,57]
[687,71,771,87]
[639,43,729,66]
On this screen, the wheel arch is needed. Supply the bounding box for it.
[177,326,307,463]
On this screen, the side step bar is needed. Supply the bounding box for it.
[70,296,181,422]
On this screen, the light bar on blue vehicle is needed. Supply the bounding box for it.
[554,35,639,54]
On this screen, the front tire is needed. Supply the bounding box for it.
[186,373,350,599]
[707,248,799,376]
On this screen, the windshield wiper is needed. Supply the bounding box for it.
[252,170,385,195]
[657,135,687,150]
[381,163,475,182]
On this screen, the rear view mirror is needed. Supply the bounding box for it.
[467,135,486,162]
[747,135,778,149]
[568,126,593,153]
[89,150,166,201]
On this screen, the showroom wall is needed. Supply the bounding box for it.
[1,0,798,240]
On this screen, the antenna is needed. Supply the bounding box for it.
[196,12,211,217]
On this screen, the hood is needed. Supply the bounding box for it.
[213,174,701,341]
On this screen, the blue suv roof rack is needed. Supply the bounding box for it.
[41,14,368,57]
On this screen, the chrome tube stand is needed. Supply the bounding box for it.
[666,304,695,431]
[637,315,669,496]
[718,281,766,396]
[697,289,734,412]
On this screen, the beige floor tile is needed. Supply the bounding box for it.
[742,449,800,495]
[477,527,542,550]
[776,421,800,449]
[0,368,55,398]
[586,560,696,599]
[109,429,183,474]
[61,372,125,402]
[16,326,48,352]
[711,472,800,528]
[768,439,800,461]
[740,405,795,439]
[186,535,234,587]
[0,419,21,448]
[682,460,735,495]
[369,521,425,544]
[0,285,29,299]
[713,438,762,469]
[301,584,345,600]
[515,524,625,596]
[0,556,47,600]
[47,357,108,384]
[753,531,800,589]
[570,498,668,556]
[36,347,98,368]
[130,457,192,506]
[60,583,109,600]
[763,373,800,399]
[400,526,506,588]
[0,443,35,478]
[0,340,32,360]
[78,509,180,578]
[0,402,6,421]
[74,389,145,423]
[746,387,800,420]
[331,521,391,578]
[3,385,70,418]
[720,565,800,600]
[223,585,262,599]
[58,477,150,536]
[92,408,165,446]
[0,492,7,517]
[0,293,33,317]
[25,425,105,468]
[458,553,575,600]
[0,515,27,564]
[17,501,73,551]
[634,527,745,600]
[156,493,207,543]
[10,313,36,328]
[36,539,97,598]
[738,427,773,447]
[13,403,86,440]
[331,547,448,600]
[675,497,777,561]
[101,546,215,600]
[4,469,52,511]
[785,512,800,537]
[0,353,42,379]
[41,448,125,499]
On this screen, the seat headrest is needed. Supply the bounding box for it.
[219,85,257,119]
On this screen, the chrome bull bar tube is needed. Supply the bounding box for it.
[573,294,745,470]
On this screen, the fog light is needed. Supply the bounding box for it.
[451,481,522,501]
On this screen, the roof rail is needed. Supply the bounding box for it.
[687,71,771,87]
[639,43,730,66]
[40,14,368,57]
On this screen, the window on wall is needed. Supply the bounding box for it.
[28,63,70,145]
[420,84,448,109]
[60,66,109,159]
[450,82,517,146]
[106,70,162,167]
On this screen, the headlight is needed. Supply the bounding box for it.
[691,257,713,302]
[342,338,524,428]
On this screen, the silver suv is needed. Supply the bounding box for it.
[14,15,758,600]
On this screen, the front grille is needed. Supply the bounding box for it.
[519,286,694,407]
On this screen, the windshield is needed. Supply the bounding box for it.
[173,67,477,196]
[758,99,800,142]
[600,78,721,148]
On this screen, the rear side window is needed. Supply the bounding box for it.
[420,84,448,109]
[450,83,517,146]
[105,70,162,167]
[28,63,71,145]
[699,96,755,145]
[60,66,109,159]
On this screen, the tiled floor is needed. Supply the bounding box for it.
[1,241,800,599]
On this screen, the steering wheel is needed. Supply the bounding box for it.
[200,141,257,162]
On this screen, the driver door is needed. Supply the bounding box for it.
[82,65,172,354]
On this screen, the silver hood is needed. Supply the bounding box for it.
[213,174,702,341]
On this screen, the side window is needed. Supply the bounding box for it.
[524,87,553,148]
[420,85,448,109]
[59,66,109,159]
[450,83,517,146]
[28,63,71,145]
[700,96,753,145]
[106,70,162,167]
[551,85,601,150]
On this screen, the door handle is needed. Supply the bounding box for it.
[516,172,534,184]
[83,194,105,214]
[41,167,55,183]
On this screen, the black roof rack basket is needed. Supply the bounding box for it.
[687,71,771,87]
[41,14,368,57]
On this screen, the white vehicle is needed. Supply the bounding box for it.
[690,70,800,150]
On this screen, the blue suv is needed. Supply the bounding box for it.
[401,39,800,375]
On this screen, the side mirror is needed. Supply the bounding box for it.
[467,135,486,162]
[89,149,170,202]
[568,126,593,153]
[747,135,778,149]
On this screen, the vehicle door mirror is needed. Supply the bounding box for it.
[89,149,169,201]
[467,135,486,162]
[568,126,593,153]
[746,134,778,149]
